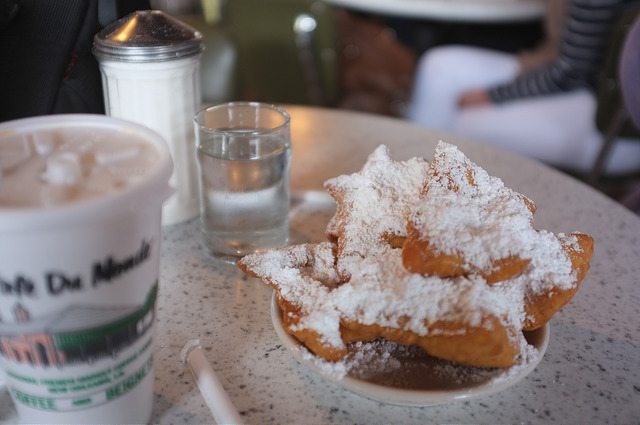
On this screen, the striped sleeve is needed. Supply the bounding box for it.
[488,0,626,103]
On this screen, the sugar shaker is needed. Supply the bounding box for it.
[93,10,203,225]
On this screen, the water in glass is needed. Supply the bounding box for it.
[197,129,290,259]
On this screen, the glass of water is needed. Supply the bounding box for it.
[194,102,292,261]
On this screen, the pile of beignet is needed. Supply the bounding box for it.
[238,142,594,368]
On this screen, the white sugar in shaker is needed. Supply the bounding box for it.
[93,10,203,225]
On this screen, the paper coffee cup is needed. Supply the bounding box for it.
[0,115,173,424]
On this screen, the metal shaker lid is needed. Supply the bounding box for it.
[93,10,203,62]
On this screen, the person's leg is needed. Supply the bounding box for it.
[406,46,519,131]
[454,89,640,174]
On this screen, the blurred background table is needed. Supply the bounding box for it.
[323,0,545,22]
[1,106,638,424]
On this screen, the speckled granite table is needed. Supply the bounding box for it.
[1,106,639,424]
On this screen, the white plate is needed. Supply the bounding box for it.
[271,295,549,406]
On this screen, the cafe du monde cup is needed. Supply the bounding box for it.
[0,115,173,423]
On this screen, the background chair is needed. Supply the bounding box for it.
[618,14,640,213]
[620,18,640,130]
[588,4,640,185]
[225,0,339,106]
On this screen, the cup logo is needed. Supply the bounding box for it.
[0,240,152,300]
[0,283,156,368]
[0,239,158,413]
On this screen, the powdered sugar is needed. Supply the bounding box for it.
[324,145,430,278]
[242,243,526,353]
[242,243,345,348]
[238,140,587,373]
[558,232,583,253]
[412,141,576,290]
[298,339,405,380]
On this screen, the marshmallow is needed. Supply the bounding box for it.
[43,152,83,186]
[32,131,58,156]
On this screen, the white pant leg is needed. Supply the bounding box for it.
[406,46,520,131]
[454,89,640,174]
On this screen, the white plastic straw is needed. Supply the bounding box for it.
[180,339,243,425]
